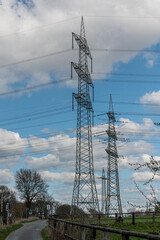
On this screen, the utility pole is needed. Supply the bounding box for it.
[71,17,99,214]
[106,94,122,215]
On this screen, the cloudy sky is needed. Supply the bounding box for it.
[1,0,160,211]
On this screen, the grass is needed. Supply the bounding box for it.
[68,216,160,239]
[109,222,160,240]
[21,218,39,224]
[0,223,23,240]
[41,226,52,240]
[0,217,39,240]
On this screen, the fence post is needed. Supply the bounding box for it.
[90,228,96,240]
[74,225,79,239]
[132,212,135,225]
[102,231,110,240]
[98,214,101,225]
[64,222,68,236]
[69,223,72,238]
[122,229,129,240]
[54,219,57,229]
[115,213,118,222]
[81,227,85,240]
[152,213,155,224]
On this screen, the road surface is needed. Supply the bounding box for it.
[6,220,47,240]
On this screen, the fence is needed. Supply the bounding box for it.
[52,211,160,226]
[48,217,160,240]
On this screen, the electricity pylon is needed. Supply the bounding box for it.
[101,168,107,214]
[105,94,122,215]
[71,17,99,214]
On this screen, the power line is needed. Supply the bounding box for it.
[93,72,160,78]
[0,77,72,97]
[85,15,160,19]
[91,48,160,53]
[95,111,160,117]
[0,16,80,38]
[95,100,160,107]
[93,78,160,84]
[0,49,72,69]
[8,118,76,132]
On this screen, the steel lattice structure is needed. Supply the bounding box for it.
[105,95,122,215]
[101,168,107,214]
[71,17,99,214]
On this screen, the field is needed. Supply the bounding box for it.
[70,215,160,239]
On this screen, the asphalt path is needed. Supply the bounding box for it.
[6,220,47,240]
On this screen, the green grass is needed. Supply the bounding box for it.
[21,218,38,224]
[70,216,160,239]
[0,223,23,240]
[0,218,39,240]
[41,227,52,240]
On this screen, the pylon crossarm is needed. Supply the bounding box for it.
[71,62,93,87]
[72,32,92,60]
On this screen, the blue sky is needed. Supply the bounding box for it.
[1,0,160,211]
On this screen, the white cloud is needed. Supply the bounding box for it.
[0,169,14,184]
[123,188,139,193]
[41,171,75,184]
[0,1,160,93]
[118,118,158,138]
[118,140,154,156]
[26,154,60,169]
[131,171,160,182]
[143,52,157,68]
[29,135,49,153]
[0,128,28,167]
[140,90,160,106]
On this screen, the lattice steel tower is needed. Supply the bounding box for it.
[71,17,99,213]
[105,95,122,215]
[101,168,107,214]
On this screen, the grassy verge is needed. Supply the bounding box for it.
[0,217,39,240]
[41,226,52,240]
[21,218,38,224]
[0,223,23,240]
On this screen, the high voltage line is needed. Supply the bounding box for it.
[95,100,160,107]
[0,108,71,127]
[0,16,80,38]
[8,118,76,132]
[94,78,160,84]
[91,48,160,53]
[93,72,160,78]
[95,111,160,117]
[2,98,160,126]
[0,76,158,99]
[0,48,160,70]
[1,14,160,39]
[0,78,71,97]
[0,49,72,69]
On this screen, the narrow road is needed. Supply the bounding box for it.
[6,220,46,240]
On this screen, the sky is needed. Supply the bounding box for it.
[1,0,160,212]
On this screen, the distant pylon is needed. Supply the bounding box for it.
[71,17,99,214]
[101,168,107,213]
[105,94,122,215]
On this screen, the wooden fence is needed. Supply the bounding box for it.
[48,217,160,240]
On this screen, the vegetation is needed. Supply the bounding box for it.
[109,221,160,240]
[0,218,38,240]
[0,223,23,240]
[41,226,52,240]
[15,168,49,217]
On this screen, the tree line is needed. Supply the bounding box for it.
[0,168,60,224]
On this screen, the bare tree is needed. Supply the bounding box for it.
[0,185,16,224]
[15,168,48,216]
[129,156,160,211]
